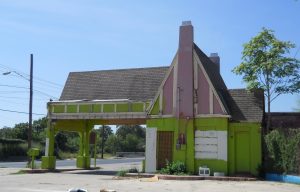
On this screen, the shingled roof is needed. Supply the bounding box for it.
[194,44,230,113]
[60,66,169,101]
[194,44,264,122]
[227,89,264,122]
[60,45,264,122]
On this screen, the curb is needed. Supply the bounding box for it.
[125,173,257,181]
[22,167,100,174]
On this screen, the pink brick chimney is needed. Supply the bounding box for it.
[176,21,194,118]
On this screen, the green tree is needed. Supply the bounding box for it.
[104,134,121,154]
[95,125,113,158]
[96,125,113,142]
[116,125,145,139]
[13,122,28,140]
[0,126,14,138]
[233,28,300,131]
[32,117,47,142]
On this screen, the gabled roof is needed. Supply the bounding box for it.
[193,44,264,122]
[194,43,230,113]
[227,89,264,122]
[60,66,169,101]
[60,44,264,122]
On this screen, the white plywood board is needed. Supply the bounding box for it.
[145,128,157,173]
[195,137,218,145]
[195,144,218,152]
[195,130,217,138]
[195,151,218,159]
[217,131,227,161]
[194,130,227,161]
[195,130,201,138]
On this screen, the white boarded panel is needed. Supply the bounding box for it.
[203,131,217,138]
[195,137,218,145]
[195,130,217,138]
[217,131,227,161]
[195,151,218,159]
[195,144,218,152]
[194,130,228,161]
[195,130,201,137]
[145,128,157,173]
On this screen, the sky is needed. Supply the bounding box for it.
[0,0,299,128]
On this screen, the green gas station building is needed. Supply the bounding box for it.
[42,21,264,176]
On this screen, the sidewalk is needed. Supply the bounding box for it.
[1,168,299,192]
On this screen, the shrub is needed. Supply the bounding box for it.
[265,129,300,174]
[0,139,27,159]
[128,167,139,173]
[116,169,128,177]
[160,161,187,175]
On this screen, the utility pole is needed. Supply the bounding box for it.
[28,54,33,151]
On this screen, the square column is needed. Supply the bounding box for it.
[41,121,56,169]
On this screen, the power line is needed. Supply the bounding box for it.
[0,99,28,106]
[0,95,49,101]
[0,91,28,94]
[34,89,59,99]
[0,63,63,88]
[0,108,46,116]
[0,84,59,99]
[34,76,63,88]
[0,84,28,89]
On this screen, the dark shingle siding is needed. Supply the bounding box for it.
[227,89,264,122]
[60,67,169,101]
[194,43,264,122]
[194,44,231,114]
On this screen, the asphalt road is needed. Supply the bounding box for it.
[0,157,144,169]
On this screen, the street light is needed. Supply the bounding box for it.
[2,71,30,81]
[2,54,33,154]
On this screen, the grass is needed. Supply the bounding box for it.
[116,169,128,177]
[10,170,27,175]
[57,151,78,159]
[58,152,115,160]
[96,153,113,159]
[116,167,139,177]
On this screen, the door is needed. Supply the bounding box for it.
[235,131,250,173]
[157,131,173,169]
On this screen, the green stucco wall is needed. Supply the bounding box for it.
[228,122,261,176]
[194,117,229,175]
[147,117,261,176]
[147,118,195,172]
[79,105,90,113]
[53,105,64,113]
[92,104,101,112]
[67,105,77,113]
[132,103,144,112]
[103,104,114,112]
[149,97,160,115]
[116,103,129,112]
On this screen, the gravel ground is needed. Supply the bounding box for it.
[0,168,299,192]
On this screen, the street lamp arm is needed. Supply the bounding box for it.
[2,70,30,81]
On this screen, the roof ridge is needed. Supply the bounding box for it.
[70,66,169,74]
